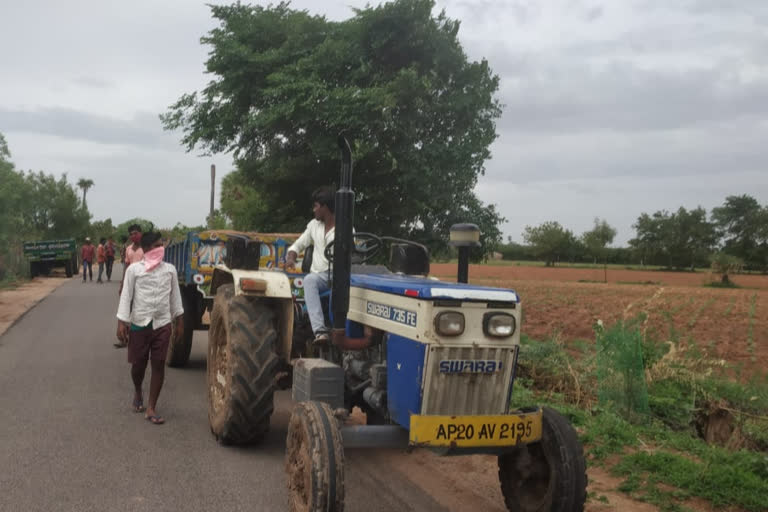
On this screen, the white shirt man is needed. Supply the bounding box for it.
[286,187,336,344]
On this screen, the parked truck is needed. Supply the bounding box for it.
[23,239,78,278]
[163,230,300,367]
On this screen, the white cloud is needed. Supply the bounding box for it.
[0,0,766,243]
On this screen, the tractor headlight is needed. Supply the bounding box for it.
[434,311,465,336]
[483,312,516,338]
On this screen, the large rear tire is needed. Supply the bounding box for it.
[30,262,38,278]
[286,401,345,512]
[207,284,278,444]
[167,287,196,367]
[498,407,587,512]
[65,260,73,278]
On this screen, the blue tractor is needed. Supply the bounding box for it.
[205,136,587,512]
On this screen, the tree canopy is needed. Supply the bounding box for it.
[629,207,717,270]
[522,221,576,266]
[162,0,504,257]
[582,218,617,263]
[712,195,768,270]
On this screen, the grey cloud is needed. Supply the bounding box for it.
[496,62,768,133]
[71,76,115,89]
[0,107,179,150]
[484,116,768,186]
[584,5,603,22]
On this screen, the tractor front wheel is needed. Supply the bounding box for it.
[498,407,587,512]
[286,401,345,512]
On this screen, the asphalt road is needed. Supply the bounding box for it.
[0,269,446,512]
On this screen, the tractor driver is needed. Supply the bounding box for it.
[285,186,335,344]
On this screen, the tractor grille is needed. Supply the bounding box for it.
[421,345,516,416]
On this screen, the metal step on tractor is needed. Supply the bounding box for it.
[198,136,587,512]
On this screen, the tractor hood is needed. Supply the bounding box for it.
[350,273,519,303]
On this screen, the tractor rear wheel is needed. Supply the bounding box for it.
[65,260,73,278]
[207,284,278,444]
[167,287,196,367]
[286,401,345,512]
[498,407,587,512]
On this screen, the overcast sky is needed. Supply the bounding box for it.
[1,0,767,245]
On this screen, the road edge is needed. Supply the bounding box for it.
[0,278,70,339]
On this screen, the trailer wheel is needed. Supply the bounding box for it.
[207,284,278,444]
[286,401,345,512]
[30,262,38,278]
[498,407,587,512]
[167,287,196,367]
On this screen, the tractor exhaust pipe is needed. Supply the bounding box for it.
[449,223,481,284]
[332,134,354,332]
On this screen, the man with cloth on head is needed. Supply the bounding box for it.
[116,231,183,425]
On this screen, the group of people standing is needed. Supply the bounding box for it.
[79,237,117,283]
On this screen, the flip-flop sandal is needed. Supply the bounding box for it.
[132,398,145,413]
[146,415,165,425]
[114,342,128,348]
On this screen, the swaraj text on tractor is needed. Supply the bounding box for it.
[201,136,587,512]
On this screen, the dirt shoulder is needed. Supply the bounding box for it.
[0,277,68,338]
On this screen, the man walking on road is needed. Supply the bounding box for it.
[120,224,144,295]
[96,238,106,283]
[105,237,116,281]
[81,238,95,283]
[116,231,183,425]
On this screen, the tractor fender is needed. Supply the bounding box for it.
[210,266,295,363]
[210,266,293,298]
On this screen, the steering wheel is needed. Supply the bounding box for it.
[324,232,384,264]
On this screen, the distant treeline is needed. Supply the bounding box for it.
[504,195,768,272]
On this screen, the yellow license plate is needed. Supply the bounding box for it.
[409,410,543,448]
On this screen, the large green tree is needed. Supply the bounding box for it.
[162,0,504,256]
[22,171,91,240]
[629,207,717,269]
[522,221,576,266]
[712,195,768,271]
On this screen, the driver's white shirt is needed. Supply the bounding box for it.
[288,219,334,274]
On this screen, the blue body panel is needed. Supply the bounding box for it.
[350,273,519,302]
[164,232,196,284]
[387,334,426,430]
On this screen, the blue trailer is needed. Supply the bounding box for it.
[163,230,299,367]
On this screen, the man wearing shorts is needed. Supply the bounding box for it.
[116,231,183,425]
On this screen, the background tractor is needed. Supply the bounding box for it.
[200,136,587,512]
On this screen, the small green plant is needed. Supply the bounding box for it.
[747,293,757,360]
[687,298,714,328]
[723,296,736,316]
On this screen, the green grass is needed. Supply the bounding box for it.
[703,280,741,289]
[513,323,768,511]
[535,396,768,511]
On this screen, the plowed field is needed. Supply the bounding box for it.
[431,264,768,375]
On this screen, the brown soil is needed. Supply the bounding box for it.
[0,276,68,338]
[432,264,768,376]
[431,263,768,290]
[371,448,656,512]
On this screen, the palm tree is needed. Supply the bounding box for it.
[77,178,94,208]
